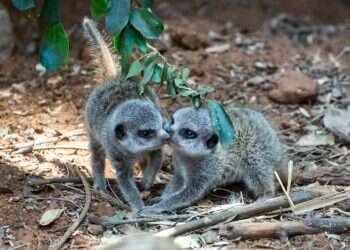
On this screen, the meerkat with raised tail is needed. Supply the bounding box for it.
[141,106,284,214]
[82,17,169,211]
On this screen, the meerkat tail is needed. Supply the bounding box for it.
[82,17,120,79]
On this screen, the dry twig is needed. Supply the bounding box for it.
[156,191,320,237]
[28,176,129,210]
[88,214,192,227]
[220,217,350,240]
[48,166,91,250]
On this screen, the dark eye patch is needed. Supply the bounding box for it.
[137,129,156,139]
[179,128,198,139]
[206,134,219,149]
[115,124,126,140]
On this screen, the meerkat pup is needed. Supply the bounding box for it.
[82,18,169,211]
[141,106,283,214]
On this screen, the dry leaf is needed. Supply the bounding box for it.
[39,208,64,226]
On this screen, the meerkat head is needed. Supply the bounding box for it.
[167,107,219,157]
[107,99,169,155]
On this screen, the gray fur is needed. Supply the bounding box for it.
[141,106,282,213]
[83,18,168,211]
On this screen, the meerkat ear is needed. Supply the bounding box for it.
[115,124,126,140]
[206,134,219,149]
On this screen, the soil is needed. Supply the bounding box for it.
[1,0,350,249]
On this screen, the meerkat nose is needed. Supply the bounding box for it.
[160,129,170,140]
[163,125,174,137]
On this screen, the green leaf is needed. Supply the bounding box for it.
[90,0,108,20]
[179,89,197,97]
[126,60,145,79]
[136,35,147,54]
[168,80,177,101]
[139,0,153,8]
[174,78,184,87]
[11,0,34,11]
[192,96,202,108]
[105,0,130,34]
[112,32,122,51]
[118,24,146,55]
[160,62,168,84]
[40,0,60,26]
[166,66,177,101]
[130,8,164,39]
[181,68,190,81]
[198,85,215,96]
[39,22,69,71]
[120,50,131,75]
[139,59,157,94]
[207,100,235,145]
[151,64,163,83]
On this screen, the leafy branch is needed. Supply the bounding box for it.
[11,0,234,145]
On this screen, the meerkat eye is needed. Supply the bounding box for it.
[115,124,126,140]
[137,129,156,139]
[179,128,198,139]
[206,134,219,149]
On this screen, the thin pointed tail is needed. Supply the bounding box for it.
[82,17,120,79]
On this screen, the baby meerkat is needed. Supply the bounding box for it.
[82,18,169,211]
[141,106,283,214]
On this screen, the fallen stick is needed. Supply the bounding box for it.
[88,214,193,227]
[156,191,320,237]
[48,166,92,250]
[28,177,129,210]
[28,176,116,186]
[220,217,350,240]
[95,191,129,211]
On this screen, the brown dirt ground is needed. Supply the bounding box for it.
[1,0,350,249]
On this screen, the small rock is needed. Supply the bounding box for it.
[323,108,350,143]
[202,230,218,244]
[296,133,335,146]
[205,43,230,54]
[174,234,204,249]
[88,224,104,235]
[0,127,9,138]
[247,76,266,86]
[9,196,21,202]
[208,30,225,41]
[35,63,47,75]
[268,70,317,104]
[0,3,14,61]
[170,26,209,50]
[11,83,26,94]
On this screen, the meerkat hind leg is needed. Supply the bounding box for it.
[112,159,144,211]
[90,139,107,192]
[243,167,275,200]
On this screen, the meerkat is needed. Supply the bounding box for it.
[82,18,169,211]
[141,106,284,214]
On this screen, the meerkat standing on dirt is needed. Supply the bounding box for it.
[141,106,283,214]
[82,18,169,211]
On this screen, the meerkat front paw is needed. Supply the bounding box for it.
[146,196,162,205]
[139,205,168,216]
